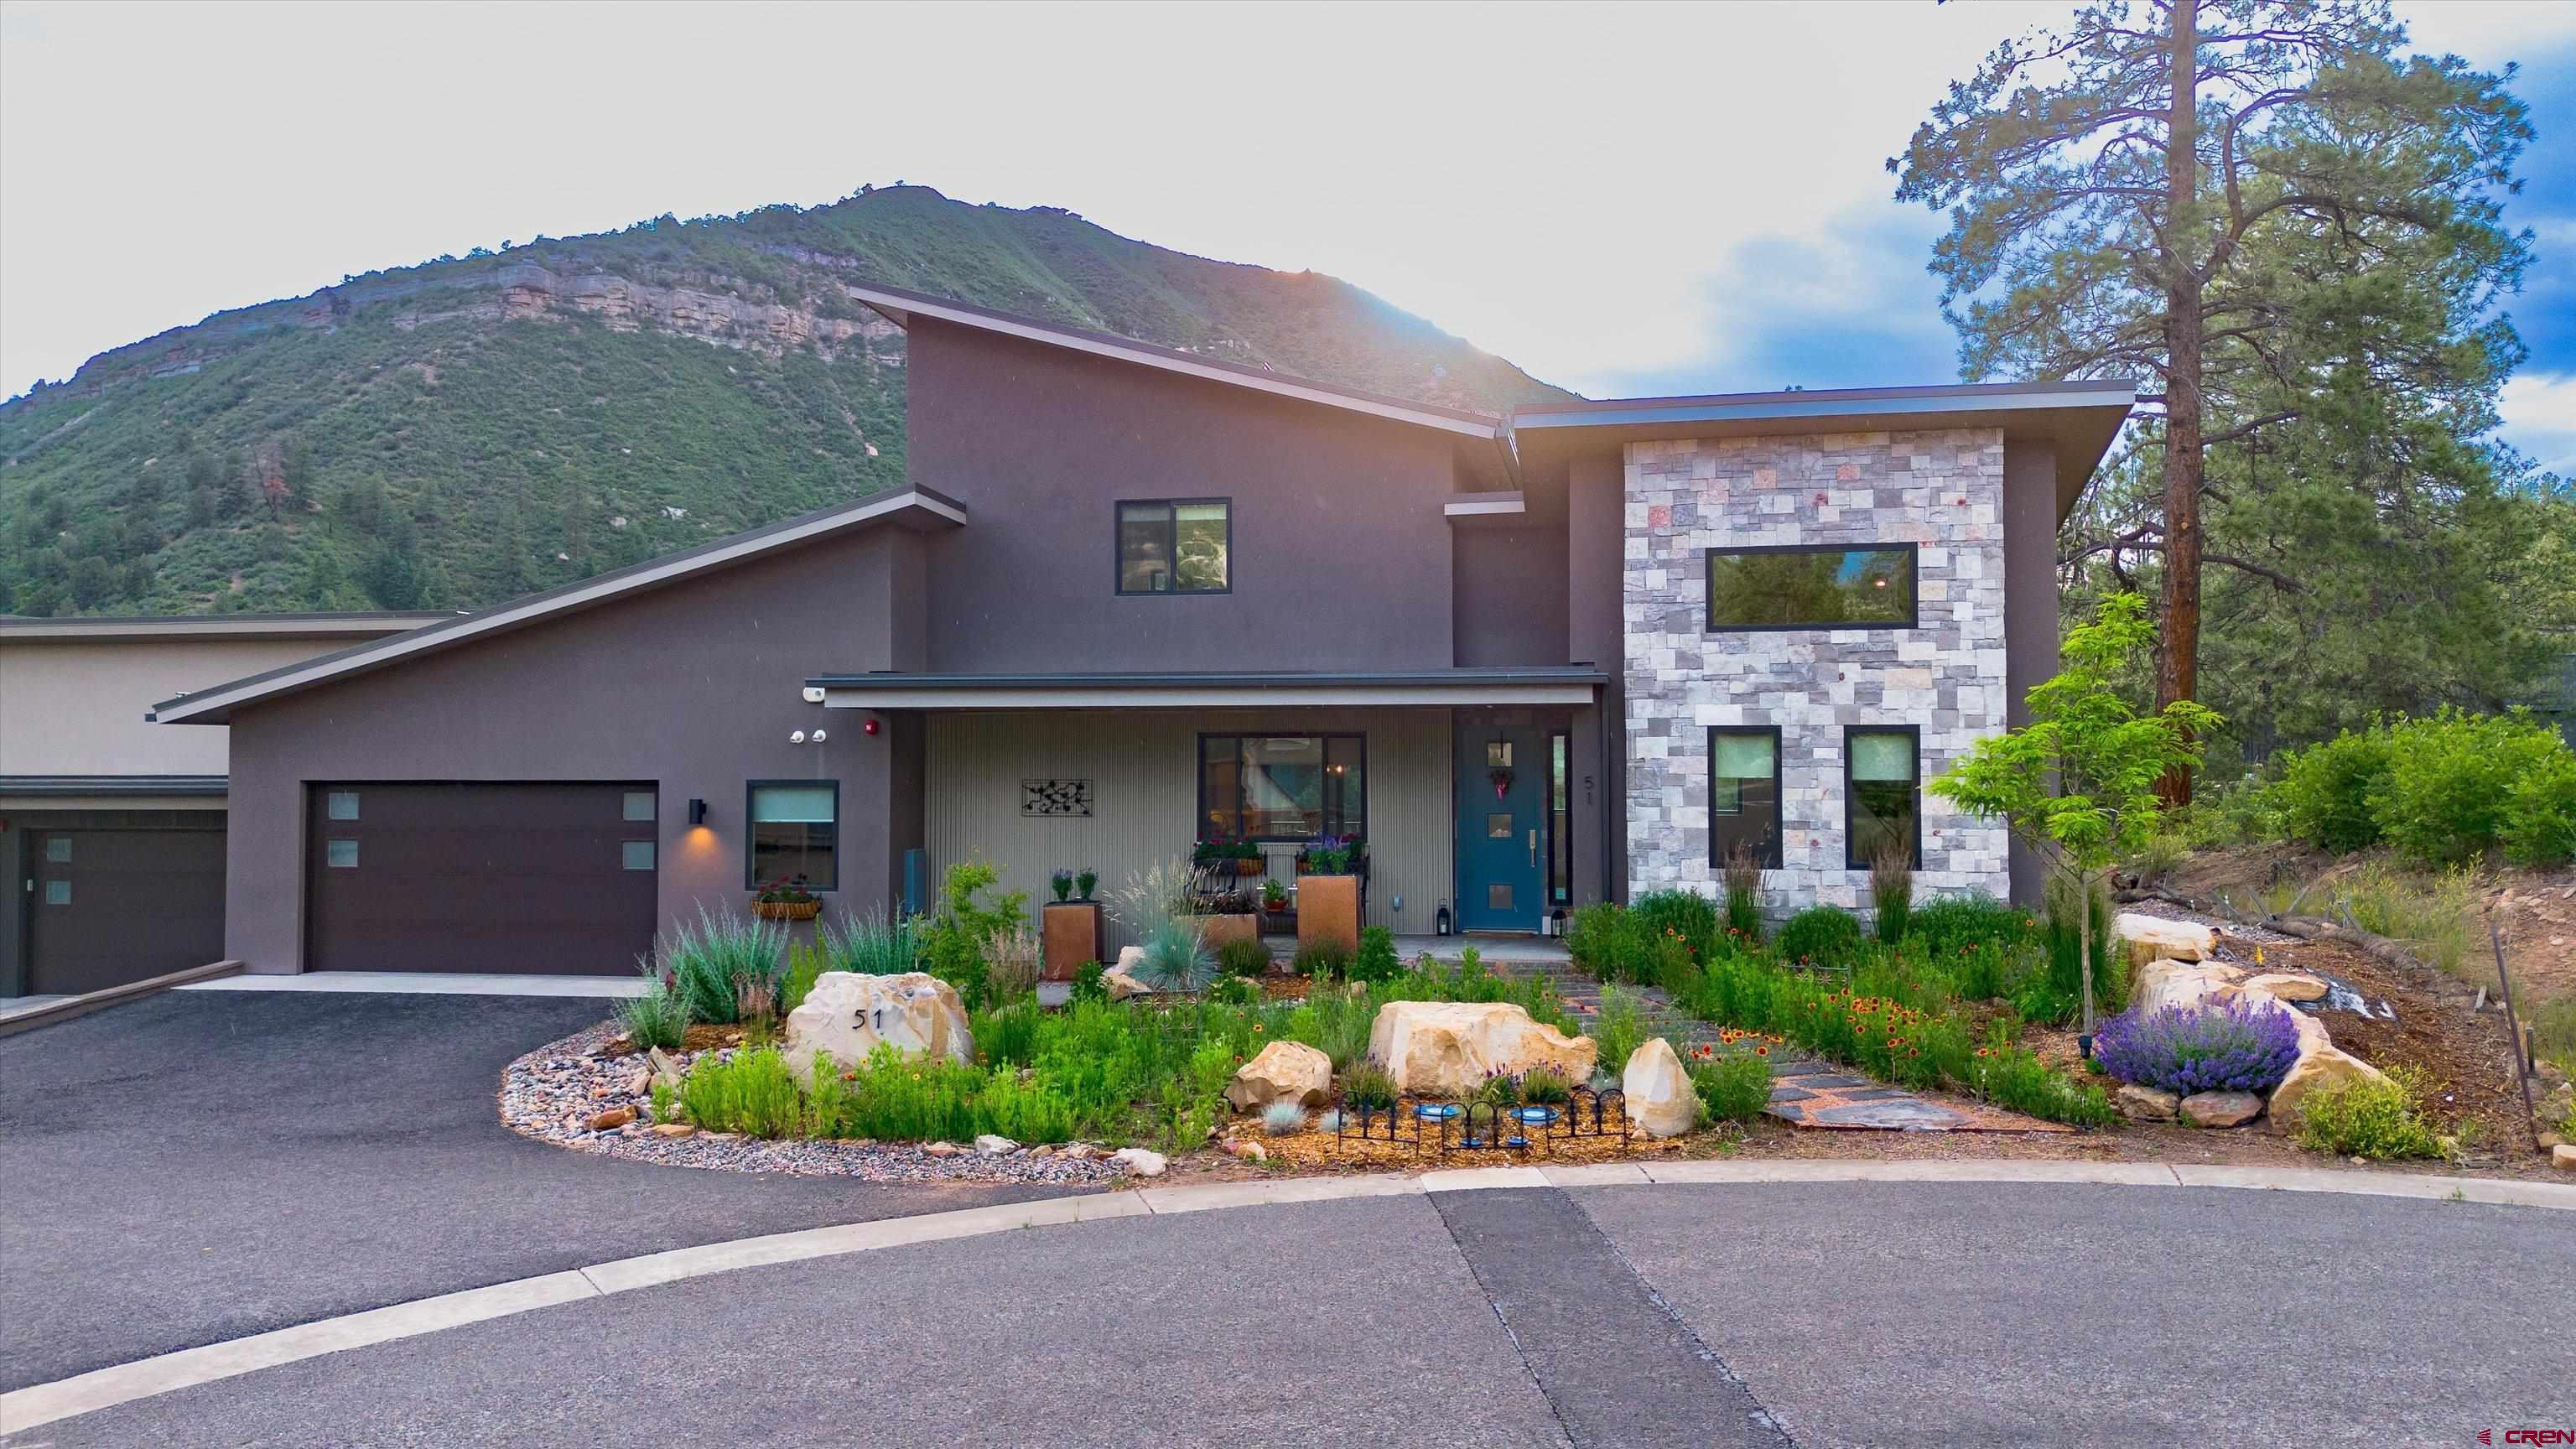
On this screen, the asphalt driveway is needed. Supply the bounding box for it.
[0,989,1085,1391]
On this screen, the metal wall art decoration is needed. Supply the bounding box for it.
[1021,778,1094,818]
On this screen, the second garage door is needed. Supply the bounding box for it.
[307,783,659,976]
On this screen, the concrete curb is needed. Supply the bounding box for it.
[0,959,242,1038]
[6,1161,2568,1433]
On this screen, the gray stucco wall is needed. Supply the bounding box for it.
[1621,428,2016,910]
[903,318,1469,673]
[2002,439,2060,905]
[220,530,915,974]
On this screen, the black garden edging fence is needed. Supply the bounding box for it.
[1334,1085,1631,1155]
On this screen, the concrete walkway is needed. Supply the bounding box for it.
[12,1171,2568,1446]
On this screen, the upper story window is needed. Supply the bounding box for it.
[1706,543,1916,631]
[1119,499,1230,595]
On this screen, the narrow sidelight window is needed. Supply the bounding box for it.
[1707,728,1783,870]
[1706,543,1917,631]
[747,782,837,890]
[1845,726,1921,870]
[1117,499,1229,594]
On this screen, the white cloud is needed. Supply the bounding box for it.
[2500,372,2576,475]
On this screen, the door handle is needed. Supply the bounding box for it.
[1528,828,1538,867]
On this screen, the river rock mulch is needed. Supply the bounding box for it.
[500,1021,1127,1186]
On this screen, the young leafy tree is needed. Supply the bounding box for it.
[1891,0,2532,801]
[1931,593,2218,1043]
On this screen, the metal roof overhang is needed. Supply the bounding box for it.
[810,667,1607,711]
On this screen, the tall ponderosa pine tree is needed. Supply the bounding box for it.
[1891,0,2532,798]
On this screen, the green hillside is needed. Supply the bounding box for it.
[0,185,1572,615]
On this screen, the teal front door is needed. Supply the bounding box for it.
[1457,719,1544,932]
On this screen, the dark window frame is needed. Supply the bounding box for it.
[1547,728,1571,909]
[1115,496,1233,596]
[1195,731,1367,843]
[1704,541,1919,633]
[1842,724,1924,871]
[1706,725,1784,870]
[744,778,840,891]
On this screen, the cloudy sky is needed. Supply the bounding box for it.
[3,0,2569,468]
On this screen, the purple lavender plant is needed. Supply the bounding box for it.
[2093,998,2303,1096]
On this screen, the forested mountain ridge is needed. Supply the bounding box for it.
[0,184,1574,616]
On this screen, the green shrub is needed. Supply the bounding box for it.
[1722,843,1764,942]
[1207,974,1261,1005]
[1340,1062,1397,1109]
[1217,937,1271,979]
[1071,958,1107,1003]
[2372,709,2571,865]
[1967,1040,2116,1128]
[2532,995,2576,1075]
[616,958,691,1050]
[2291,1065,2446,1160]
[1690,1052,1773,1123]
[1868,849,1913,945]
[920,860,1030,1009]
[1294,941,1352,980]
[1903,892,2035,955]
[821,906,922,977]
[1135,918,1215,993]
[1775,906,1864,969]
[779,943,828,1017]
[1521,1066,1572,1104]
[1593,987,1650,1073]
[2044,876,2124,1015]
[971,999,1043,1066]
[679,1046,805,1137]
[1350,925,1400,984]
[1567,901,1650,984]
[2503,749,2576,867]
[657,906,787,1026]
[1633,889,1720,961]
[2277,726,2393,853]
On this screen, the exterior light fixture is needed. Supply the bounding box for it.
[790,730,807,744]
[809,729,827,745]
[688,798,708,826]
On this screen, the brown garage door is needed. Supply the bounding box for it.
[306,783,658,976]
[28,825,228,995]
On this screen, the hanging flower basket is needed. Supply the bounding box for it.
[751,899,822,922]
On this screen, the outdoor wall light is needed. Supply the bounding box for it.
[809,729,827,745]
[688,798,708,826]
[790,730,807,744]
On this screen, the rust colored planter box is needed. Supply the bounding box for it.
[1184,912,1262,951]
[1040,901,1102,982]
[1296,875,1362,956]
[751,898,823,922]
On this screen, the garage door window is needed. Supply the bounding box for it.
[325,839,360,869]
[623,839,657,871]
[44,880,70,905]
[623,791,656,822]
[327,791,361,821]
[44,835,70,863]
[748,782,836,890]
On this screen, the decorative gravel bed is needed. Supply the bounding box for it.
[500,1022,1130,1186]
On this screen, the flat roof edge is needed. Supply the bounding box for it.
[1511,379,2138,432]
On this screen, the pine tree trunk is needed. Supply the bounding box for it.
[2155,0,2205,808]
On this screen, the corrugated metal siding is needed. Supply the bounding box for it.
[925,708,1453,949]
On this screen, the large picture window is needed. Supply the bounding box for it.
[1199,734,1364,841]
[747,781,838,889]
[1118,499,1230,594]
[1706,543,1917,631]
[1845,726,1921,870]
[1706,727,1783,870]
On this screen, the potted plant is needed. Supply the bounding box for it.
[1076,867,1098,901]
[750,878,823,922]
[1296,834,1364,954]
[1262,877,1288,914]
[1040,866,1102,988]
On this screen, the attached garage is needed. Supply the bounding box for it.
[304,783,660,976]
[22,816,228,995]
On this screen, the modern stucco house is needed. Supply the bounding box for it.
[142,283,2133,978]
[1,610,443,995]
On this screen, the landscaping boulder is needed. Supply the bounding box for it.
[1365,1000,1598,1098]
[2553,1144,2575,1174]
[2264,1010,2386,1126]
[2115,912,2215,969]
[780,971,972,1086]
[1225,1040,1332,1111]
[1111,1146,1167,1177]
[2180,1091,2262,1128]
[974,1134,1018,1156]
[2116,1083,2179,1123]
[1621,1037,1696,1139]
[1105,946,1151,1000]
[2129,956,2247,1015]
[2240,971,2329,1003]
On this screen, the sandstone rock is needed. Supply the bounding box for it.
[1225,1040,1333,1111]
[2241,972,2329,1003]
[587,1107,634,1132]
[648,1122,694,1138]
[974,1134,1019,1156]
[2180,1091,2262,1128]
[1366,1000,1598,1098]
[1111,1146,1168,1177]
[780,971,972,1085]
[620,1068,652,1097]
[1062,1141,1104,1161]
[922,1140,962,1158]
[2116,1083,2180,1123]
[2553,1144,2576,1174]
[2116,912,2216,969]
[1621,1037,1696,1139]
[1027,1145,1054,1160]
[2129,956,2248,1015]
[1222,1138,1269,1162]
[2267,1010,2386,1125]
[647,1046,685,1090]
[1104,948,1153,1000]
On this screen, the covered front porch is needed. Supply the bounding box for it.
[813,669,1607,955]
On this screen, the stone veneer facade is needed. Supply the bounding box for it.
[1623,428,2012,910]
